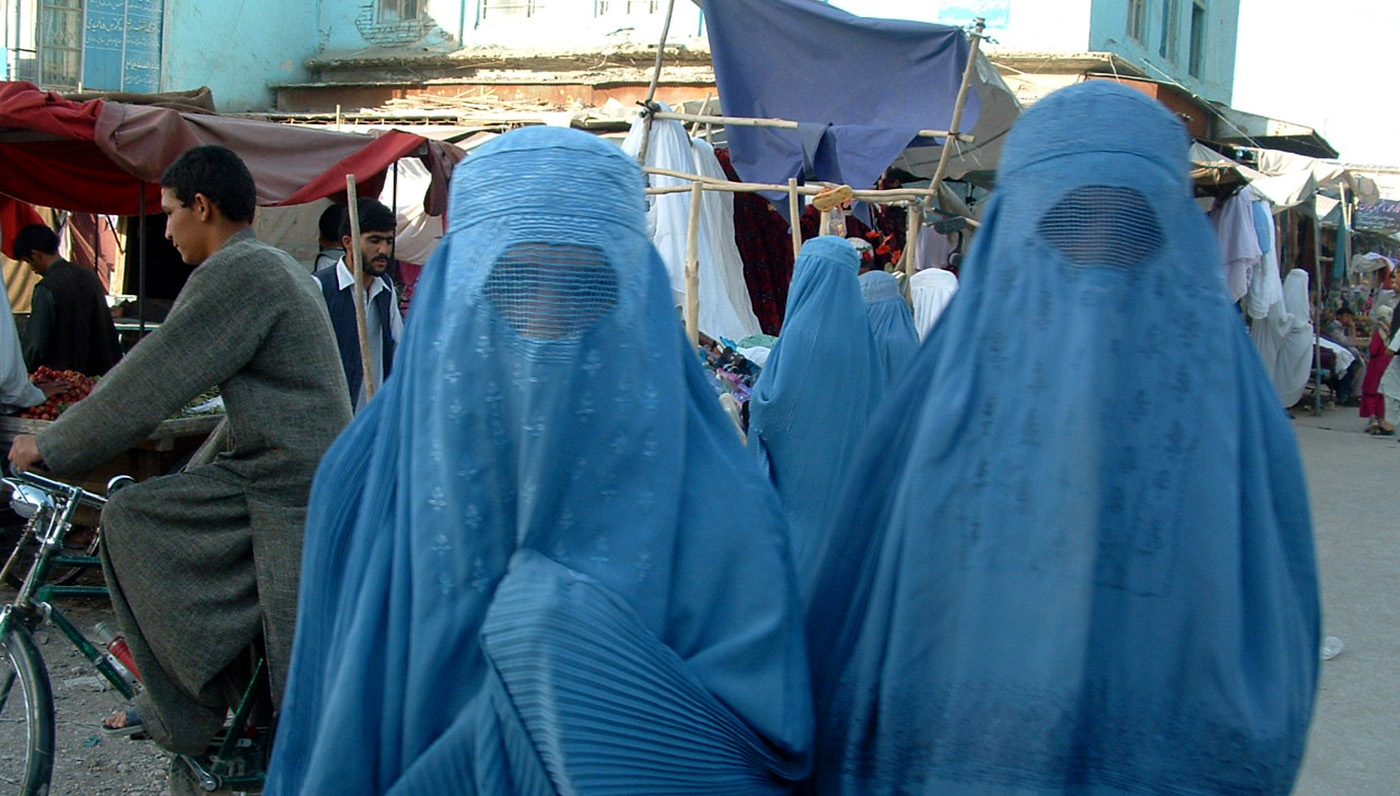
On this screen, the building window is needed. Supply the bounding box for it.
[482,0,542,17]
[595,0,659,13]
[379,0,421,23]
[1158,0,1179,60]
[1188,1,1207,78]
[39,0,83,89]
[1126,0,1146,43]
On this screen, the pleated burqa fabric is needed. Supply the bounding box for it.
[748,236,884,582]
[265,127,813,796]
[859,270,920,389]
[804,82,1319,796]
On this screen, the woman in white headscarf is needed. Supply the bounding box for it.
[1251,268,1314,408]
[909,267,959,340]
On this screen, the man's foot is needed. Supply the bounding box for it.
[101,705,150,739]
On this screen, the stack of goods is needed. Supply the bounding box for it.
[20,367,95,420]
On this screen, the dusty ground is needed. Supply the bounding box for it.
[19,594,169,795]
[5,402,1396,794]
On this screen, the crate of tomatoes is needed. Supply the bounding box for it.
[20,366,97,421]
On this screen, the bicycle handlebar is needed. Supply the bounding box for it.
[1,460,114,509]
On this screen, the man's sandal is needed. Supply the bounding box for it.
[101,705,150,740]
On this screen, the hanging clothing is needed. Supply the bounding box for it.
[859,270,919,390]
[748,236,884,584]
[622,104,762,343]
[909,267,959,339]
[716,147,793,335]
[266,127,812,796]
[1244,193,1284,320]
[804,81,1319,796]
[1210,189,1263,303]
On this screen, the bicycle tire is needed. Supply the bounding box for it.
[0,624,55,796]
[1,522,99,590]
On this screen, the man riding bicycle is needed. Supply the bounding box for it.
[8,145,352,755]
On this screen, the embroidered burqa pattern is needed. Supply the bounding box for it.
[266,127,812,796]
[748,236,884,583]
[804,82,1319,796]
[859,270,919,389]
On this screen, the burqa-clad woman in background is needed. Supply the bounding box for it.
[859,269,920,389]
[804,82,1319,796]
[748,236,884,582]
[266,127,813,796]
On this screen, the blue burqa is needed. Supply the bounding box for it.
[266,127,813,796]
[859,270,920,389]
[804,82,1320,796]
[748,236,884,584]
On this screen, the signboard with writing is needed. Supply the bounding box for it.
[1355,200,1400,235]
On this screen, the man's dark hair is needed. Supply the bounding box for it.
[340,198,396,239]
[318,204,345,243]
[160,145,257,224]
[12,224,58,261]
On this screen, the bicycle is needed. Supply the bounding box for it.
[0,466,274,796]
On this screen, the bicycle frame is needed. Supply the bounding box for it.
[0,470,137,701]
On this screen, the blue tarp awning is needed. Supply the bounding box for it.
[702,0,981,215]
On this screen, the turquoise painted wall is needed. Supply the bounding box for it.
[1088,0,1239,104]
[163,0,320,111]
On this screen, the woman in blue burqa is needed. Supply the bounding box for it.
[858,269,920,389]
[748,236,884,582]
[804,81,1319,796]
[265,127,813,796]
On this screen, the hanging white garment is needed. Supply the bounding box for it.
[1251,269,1314,408]
[621,105,762,343]
[1210,191,1263,304]
[909,267,959,340]
[1243,193,1283,320]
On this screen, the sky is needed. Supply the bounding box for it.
[1232,0,1400,164]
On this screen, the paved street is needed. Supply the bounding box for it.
[1290,406,1400,796]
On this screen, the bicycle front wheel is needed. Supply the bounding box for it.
[0,624,54,796]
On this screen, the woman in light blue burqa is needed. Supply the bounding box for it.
[804,82,1319,796]
[265,127,813,796]
[858,269,920,389]
[748,236,883,581]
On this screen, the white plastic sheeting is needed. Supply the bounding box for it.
[622,105,762,343]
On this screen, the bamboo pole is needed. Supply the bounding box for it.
[685,181,703,345]
[649,110,975,144]
[788,178,802,262]
[636,0,678,167]
[345,177,377,405]
[903,203,922,276]
[921,18,986,217]
[1311,208,1324,416]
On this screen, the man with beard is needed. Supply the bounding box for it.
[315,198,403,411]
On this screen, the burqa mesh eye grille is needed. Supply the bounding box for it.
[1037,185,1164,268]
[484,242,621,342]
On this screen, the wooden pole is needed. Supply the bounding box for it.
[922,18,986,217]
[636,0,678,167]
[648,110,974,144]
[685,181,703,345]
[344,176,377,405]
[1311,208,1324,416]
[789,177,802,262]
[903,203,922,276]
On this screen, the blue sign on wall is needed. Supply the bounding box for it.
[1355,201,1400,235]
[83,0,162,93]
[937,0,1010,29]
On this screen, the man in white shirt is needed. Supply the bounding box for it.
[313,198,403,410]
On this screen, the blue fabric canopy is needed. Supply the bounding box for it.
[266,126,813,796]
[702,0,979,216]
[804,82,1320,795]
[859,270,920,389]
[749,236,884,585]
